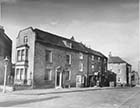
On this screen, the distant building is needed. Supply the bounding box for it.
[0,26,12,84]
[14,27,107,89]
[108,53,131,86]
[130,71,139,86]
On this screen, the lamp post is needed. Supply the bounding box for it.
[3,56,9,93]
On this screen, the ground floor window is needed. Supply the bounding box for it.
[65,70,71,81]
[15,68,27,80]
[44,69,52,81]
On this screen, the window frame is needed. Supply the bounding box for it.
[45,50,52,63]
[79,62,84,72]
[91,55,94,61]
[24,36,28,43]
[44,69,52,81]
[79,52,84,60]
[65,70,71,81]
[66,54,71,65]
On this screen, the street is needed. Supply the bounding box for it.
[0,87,140,108]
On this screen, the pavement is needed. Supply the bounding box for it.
[0,86,139,108]
[0,86,113,95]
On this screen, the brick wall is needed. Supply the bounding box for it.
[34,42,88,88]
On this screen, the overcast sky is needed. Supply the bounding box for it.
[1,0,139,70]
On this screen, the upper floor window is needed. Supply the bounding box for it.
[79,62,84,72]
[118,69,121,74]
[66,54,71,65]
[63,40,72,48]
[118,77,121,82]
[98,57,101,62]
[104,59,107,63]
[65,70,71,81]
[91,55,94,61]
[45,50,52,63]
[17,50,21,61]
[99,66,101,72]
[21,49,25,61]
[91,64,94,71]
[44,69,52,81]
[24,36,28,44]
[79,53,83,60]
[104,66,107,72]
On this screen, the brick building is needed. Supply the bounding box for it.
[14,27,107,88]
[0,26,12,84]
[108,53,131,86]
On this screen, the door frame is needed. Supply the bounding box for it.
[55,66,62,89]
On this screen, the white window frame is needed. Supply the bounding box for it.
[91,64,94,71]
[79,52,84,60]
[65,70,71,81]
[79,62,84,72]
[91,55,94,61]
[44,69,52,81]
[24,36,28,43]
[98,57,101,62]
[45,50,53,63]
[66,54,71,65]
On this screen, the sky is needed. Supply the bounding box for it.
[0,0,139,71]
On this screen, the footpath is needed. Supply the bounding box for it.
[0,86,114,96]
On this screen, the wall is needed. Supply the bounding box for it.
[34,42,88,88]
[15,27,36,85]
[108,63,127,84]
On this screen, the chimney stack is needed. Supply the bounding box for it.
[109,52,112,57]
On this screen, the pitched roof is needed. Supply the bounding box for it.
[108,56,127,63]
[33,28,106,58]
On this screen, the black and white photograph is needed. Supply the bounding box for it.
[0,0,139,108]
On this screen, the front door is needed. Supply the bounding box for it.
[56,71,62,88]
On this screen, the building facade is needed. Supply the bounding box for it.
[108,53,131,86]
[14,27,107,88]
[0,26,12,84]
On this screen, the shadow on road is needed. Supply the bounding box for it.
[0,96,60,107]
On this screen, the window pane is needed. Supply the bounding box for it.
[20,69,24,80]
[44,69,51,80]
[17,50,21,61]
[79,53,83,59]
[46,50,52,62]
[65,71,70,80]
[66,55,71,64]
[24,36,28,43]
[16,69,19,80]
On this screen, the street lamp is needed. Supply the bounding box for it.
[3,56,9,93]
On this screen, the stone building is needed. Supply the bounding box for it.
[108,53,131,86]
[14,27,107,88]
[0,26,12,84]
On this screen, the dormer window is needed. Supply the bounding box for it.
[24,36,28,44]
[63,40,72,48]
